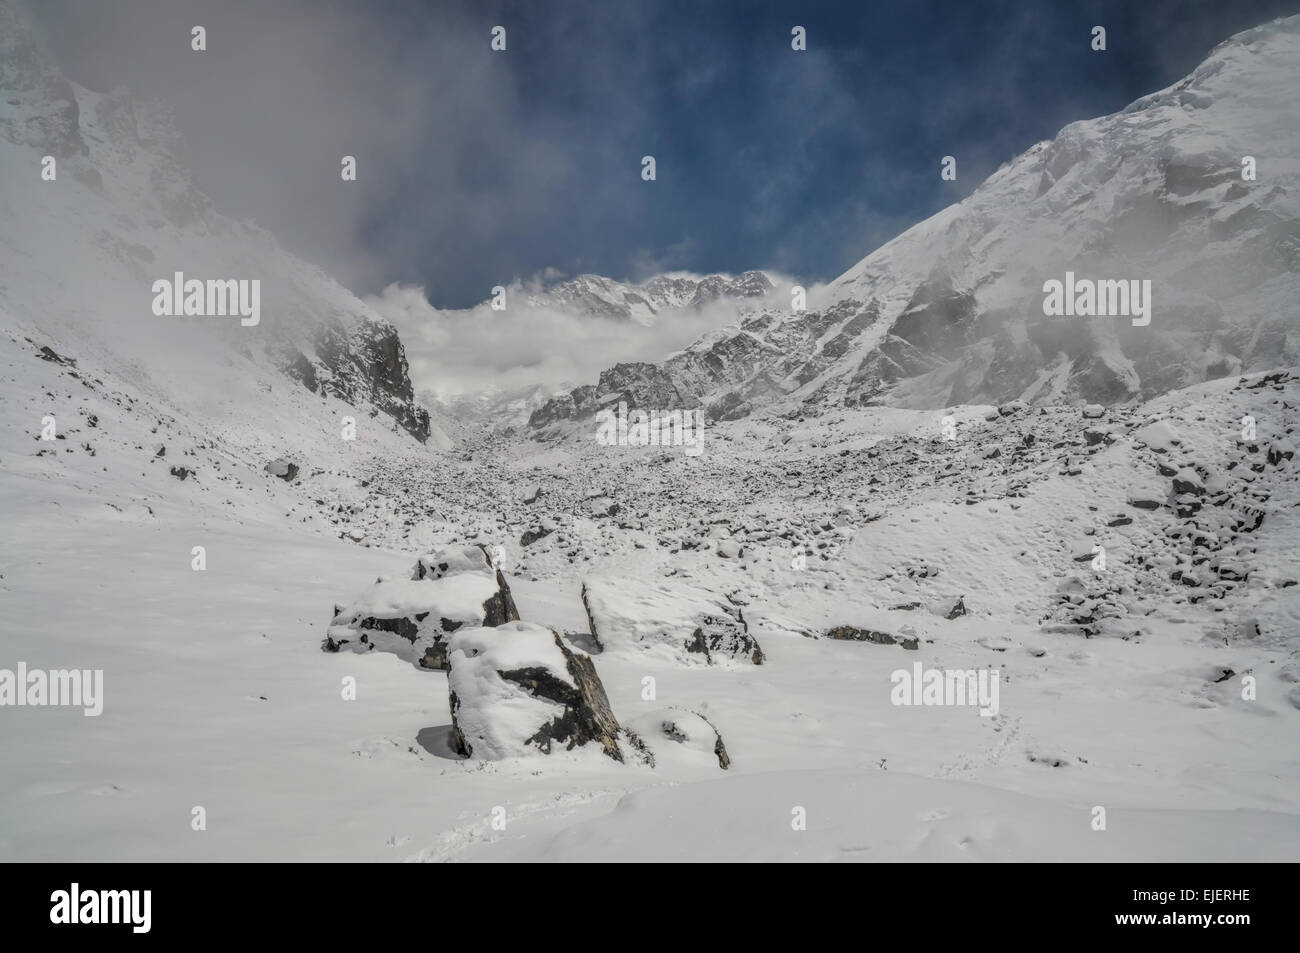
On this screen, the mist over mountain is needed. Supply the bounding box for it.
[366,268,802,407]
[1,0,445,468]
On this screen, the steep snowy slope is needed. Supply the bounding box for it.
[0,0,445,502]
[531,15,1300,432]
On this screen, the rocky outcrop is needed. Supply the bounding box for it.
[280,318,431,442]
[529,299,879,431]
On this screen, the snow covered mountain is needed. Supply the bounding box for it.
[531,16,1300,433]
[426,382,560,431]
[520,270,775,326]
[385,270,779,430]
[0,0,443,494]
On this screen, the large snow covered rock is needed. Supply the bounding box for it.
[323,545,520,669]
[581,576,764,666]
[446,621,641,762]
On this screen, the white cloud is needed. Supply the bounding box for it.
[366,273,815,401]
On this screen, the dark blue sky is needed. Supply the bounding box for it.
[33,0,1300,306]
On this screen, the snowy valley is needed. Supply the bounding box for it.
[1,2,1298,863]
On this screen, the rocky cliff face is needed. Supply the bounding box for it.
[282,319,432,442]
[532,16,1300,432]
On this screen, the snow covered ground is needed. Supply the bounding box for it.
[3,347,1297,861]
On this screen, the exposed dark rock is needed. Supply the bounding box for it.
[825,625,897,645]
[37,345,73,365]
[358,615,420,642]
[481,569,521,626]
[1127,495,1163,510]
[282,349,319,393]
[280,319,431,443]
[521,522,555,546]
[1267,443,1295,466]
[579,582,605,653]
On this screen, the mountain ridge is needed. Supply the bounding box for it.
[530,14,1300,434]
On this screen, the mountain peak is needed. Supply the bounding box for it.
[523,269,776,324]
[531,14,1300,431]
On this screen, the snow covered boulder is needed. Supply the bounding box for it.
[323,545,520,669]
[1266,439,1295,466]
[1134,420,1181,453]
[581,576,764,666]
[716,538,743,559]
[1171,468,1206,496]
[1083,427,1109,446]
[264,458,299,481]
[927,595,967,620]
[585,495,619,518]
[446,622,640,762]
[626,708,731,770]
